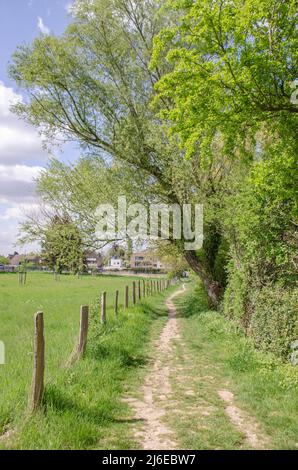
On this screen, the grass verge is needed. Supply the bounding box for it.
[170,281,298,450]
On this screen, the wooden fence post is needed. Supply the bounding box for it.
[29,311,45,413]
[115,290,119,317]
[150,280,153,295]
[138,280,141,300]
[132,282,136,305]
[143,279,146,298]
[125,286,129,308]
[101,291,107,324]
[77,305,89,358]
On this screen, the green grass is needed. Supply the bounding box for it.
[0,271,166,447]
[171,281,298,450]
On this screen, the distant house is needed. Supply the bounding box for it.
[26,255,41,266]
[130,251,164,271]
[85,251,103,271]
[8,252,41,268]
[8,252,20,266]
[109,257,123,270]
[8,253,22,267]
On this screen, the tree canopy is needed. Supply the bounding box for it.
[41,215,85,273]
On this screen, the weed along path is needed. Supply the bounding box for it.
[124,283,273,451]
[124,285,186,450]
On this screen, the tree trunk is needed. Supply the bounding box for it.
[184,250,222,308]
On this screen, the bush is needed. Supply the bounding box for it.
[222,148,297,360]
[223,260,298,360]
[250,286,298,359]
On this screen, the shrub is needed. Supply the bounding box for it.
[250,286,298,359]
[223,262,298,360]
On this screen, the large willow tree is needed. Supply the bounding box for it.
[10,0,223,305]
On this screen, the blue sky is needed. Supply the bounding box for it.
[0,0,72,88]
[0,0,77,255]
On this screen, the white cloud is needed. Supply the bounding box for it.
[0,82,47,254]
[0,165,42,183]
[0,198,42,255]
[0,216,39,255]
[0,125,44,164]
[0,223,19,254]
[0,203,40,222]
[0,82,48,166]
[0,164,42,205]
[37,17,50,35]
[0,83,21,117]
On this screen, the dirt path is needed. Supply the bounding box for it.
[124,286,186,450]
[125,285,270,450]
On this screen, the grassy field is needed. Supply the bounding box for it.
[0,271,164,445]
[170,283,298,450]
